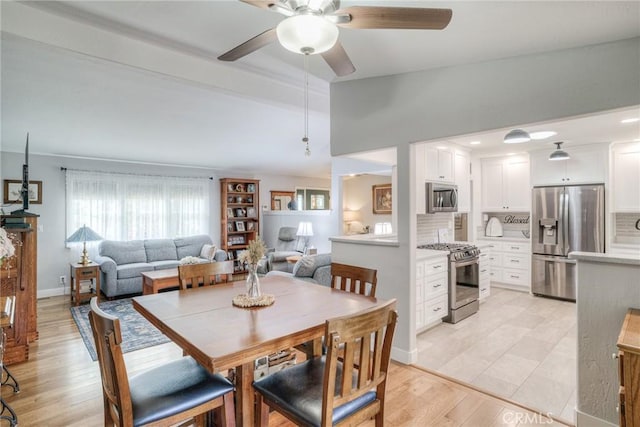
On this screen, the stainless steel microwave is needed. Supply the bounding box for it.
[426,182,458,213]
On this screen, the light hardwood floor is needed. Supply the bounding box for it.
[2,296,570,426]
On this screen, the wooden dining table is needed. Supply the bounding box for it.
[132,275,381,427]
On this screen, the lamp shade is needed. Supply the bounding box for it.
[374,222,393,235]
[549,142,570,161]
[343,210,360,223]
[504,129,531,144]
[66,225,103,243]
[296,221,314,237]
[276,15,338,55]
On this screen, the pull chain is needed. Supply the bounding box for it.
[303,53,310,157]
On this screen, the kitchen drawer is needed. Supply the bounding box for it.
[425,259,447,276]
[416,260,425,279]
[481,241,503,252]
[479,263,490,278]
[424,273,447,297]
[504,242,530,254]
[489,267,503,282]
[416,302,424,329]
[479,280,491,300]
[489,253,503,267]
[503,254,529,269]
[424,294,448,324]
[502,268,529,287]
[416,277,424,303]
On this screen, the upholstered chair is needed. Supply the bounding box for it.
[266,226,304,273]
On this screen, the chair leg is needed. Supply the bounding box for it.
[254,393,269,427]
[221,391,236,427]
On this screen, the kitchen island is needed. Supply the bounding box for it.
[569,251,640,427]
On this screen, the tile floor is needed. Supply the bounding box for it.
[415,287,577,425]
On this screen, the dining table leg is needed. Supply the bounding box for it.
[236,362,255,427]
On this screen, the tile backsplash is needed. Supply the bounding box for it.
[417,213,453,243]
[614,213,640,244]
[479,212,530,239]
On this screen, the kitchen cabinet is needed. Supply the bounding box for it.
[425,146,454,183]
[481,156,530,211]
[612,142,640,212]
[477,238,530,292]
[454,149,471,213]
[478,245,491,300]
[416,252,448,331]
[530,144,608,186]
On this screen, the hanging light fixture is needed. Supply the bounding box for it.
[549,142,570,161]
[276,14,339,55]
[302,53,311,156]
[504,129,531,144]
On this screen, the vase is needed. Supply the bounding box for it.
[246,263,261,298]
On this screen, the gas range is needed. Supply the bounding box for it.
[417,242,480,261]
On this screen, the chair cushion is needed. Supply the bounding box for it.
[130,356,234,427]
[149,260,180,270]
[253,357,376,427]
[117,263,153,279]
[100,240,146,265]
[144,239,177,262]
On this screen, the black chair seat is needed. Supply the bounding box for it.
[253,357,376,427]
[130,356,234,426]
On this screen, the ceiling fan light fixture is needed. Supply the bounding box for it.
[276,14,338,55]
[549,142,570,161]
[504,129,531,144]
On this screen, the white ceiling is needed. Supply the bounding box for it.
[1,1,639,176]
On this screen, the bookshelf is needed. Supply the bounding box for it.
[220,178,260,273]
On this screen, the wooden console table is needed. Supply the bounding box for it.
[618,308,640,427]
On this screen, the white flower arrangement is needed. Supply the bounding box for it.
[179,256,201,265]
[0,228,16,265]
[238,238,267,265]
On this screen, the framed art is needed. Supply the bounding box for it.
[235,221,245,232]
[247,221,255,231]
[246,207,256,218]
[247,183,255,193]
[372,183,392,214]
[227,222,234,232]
[3,180,42,204]
[227,207,234,218]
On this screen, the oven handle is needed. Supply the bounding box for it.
[451,256,479,267]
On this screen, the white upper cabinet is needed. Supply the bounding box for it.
[481,155,530,211]
[424,146,454,183]
[612,142,640,212]
[454,149,471,212]
[530,144,608,186]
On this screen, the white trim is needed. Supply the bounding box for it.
[576,409,616,427]
[38,287,67,299]
[391,345,417,365]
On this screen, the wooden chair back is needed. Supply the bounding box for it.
[322,299,397,426]
[178,261,234,290]
[88,297,134,426]
[330,262,377,297]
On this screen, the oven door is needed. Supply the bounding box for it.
[450,257,479,309]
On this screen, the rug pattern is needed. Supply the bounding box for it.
[71,298,170,361]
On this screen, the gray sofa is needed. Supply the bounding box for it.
[265,253,331,287]
[95,235,227,298]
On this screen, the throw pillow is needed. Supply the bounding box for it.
[199,244,217,261]
[293,255,317,278]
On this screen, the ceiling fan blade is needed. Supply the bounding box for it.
[335,6,452,30]
[239,0,274,10]
[321,41,355,76]
[240,0,293,16]
[218,28,278,61]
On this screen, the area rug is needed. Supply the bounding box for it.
[71,298,170,361]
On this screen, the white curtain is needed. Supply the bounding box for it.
[65,170,210,242]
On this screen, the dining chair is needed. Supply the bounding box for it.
[253,299,398,427]
[88,297,236,427]
[330,262,377,297]
[178,260,234,290]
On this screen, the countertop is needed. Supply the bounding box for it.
[476,236,530,243]
[416,249,448,260]
[329,234,399,247]
[569,251,640,266]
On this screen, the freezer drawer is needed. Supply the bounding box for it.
[531,255,576,301]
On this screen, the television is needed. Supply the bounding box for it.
[10,133,31,217]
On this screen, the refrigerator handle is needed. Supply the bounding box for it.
[563,190,570,253]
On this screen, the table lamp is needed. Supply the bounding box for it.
[66,225,103,265]
[343,210,360,234]
[296,221,314,254]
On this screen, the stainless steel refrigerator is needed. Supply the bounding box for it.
[531,184,605,301]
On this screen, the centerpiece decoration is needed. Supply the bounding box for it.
[232,238,274,308]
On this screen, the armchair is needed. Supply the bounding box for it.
[266,226,305,272]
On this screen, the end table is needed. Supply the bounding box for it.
[70,262,101,306]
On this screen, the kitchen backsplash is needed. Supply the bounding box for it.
[417,213,453,243]
[479,212,530,239]
[614,213,640,244]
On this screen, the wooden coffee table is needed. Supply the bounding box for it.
[285,255,302,264]
[141,268,179,295]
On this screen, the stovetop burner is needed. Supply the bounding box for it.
[418,242,480,261]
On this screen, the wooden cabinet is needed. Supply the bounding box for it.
[1,214,38,365]
[530,144,608,186]
[220,178,260,273]
[416,253,448,331]
[617,308,640,427]
[454,149,471,212]
[425,146,454,183]
[612,142,640,212]
[70,262,100,306]
[481,156,530,211]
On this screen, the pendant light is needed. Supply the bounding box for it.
[504,128,531,144]
[549,142,570,161]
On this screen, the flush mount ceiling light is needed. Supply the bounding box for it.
[504,129,531,144]
[621,117,640,124]
[469,141,481,145]
[276,14,339,55]
[549,142,570,161]
[530,131,557,140]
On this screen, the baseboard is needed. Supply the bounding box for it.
[37,287,67,299]
[575,410,616,427]
[391,345,417,365]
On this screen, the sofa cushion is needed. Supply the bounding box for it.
[117,263,153,279]
[199,244,217,261]
[100,240,147,265]
[150,260,180,270]
[293,253,332,278]
[144,239,177,262]
[174,235,213,259]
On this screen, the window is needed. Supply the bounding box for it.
[65,170,209,241]
[295,188,330,210]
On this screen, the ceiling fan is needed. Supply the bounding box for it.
[218,0,453,76]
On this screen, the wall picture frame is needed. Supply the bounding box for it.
[235,221,245,232]
[372,183,392,214]
[3,179,43,204]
